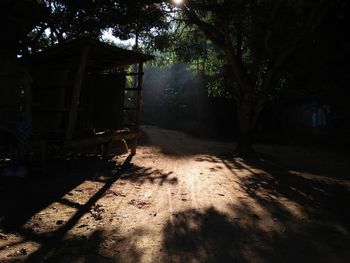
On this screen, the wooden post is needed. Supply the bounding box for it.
[22,63,32,125]
[65,46,89,142]
[136,62,143,130]
[130,62,143,155]
[130,137,137,155]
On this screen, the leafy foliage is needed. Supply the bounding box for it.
[14,0,171,53]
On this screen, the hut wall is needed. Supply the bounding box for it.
[31,69,71,132]
[0,52,21,122]
[79,73,125,130]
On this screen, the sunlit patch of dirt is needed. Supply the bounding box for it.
[0,126,350,262]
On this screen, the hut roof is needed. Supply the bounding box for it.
[27,37,154,70]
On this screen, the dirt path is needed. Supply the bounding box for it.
[1,126,350,262]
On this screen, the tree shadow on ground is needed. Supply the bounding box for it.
[0,155,123,231]
[227,157,350,229]
[162,204,350,263]
[2,227,145,263]
[161,155,350,262]
[0,154,174,232]
[255,146,350,180]
[26,227,146,263]
[119,166,178,185]
[0,153,170,262]
[162,207,247,262]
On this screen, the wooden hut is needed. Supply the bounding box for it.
[25,38,154,155]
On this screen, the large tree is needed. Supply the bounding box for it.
[172,0,343,156]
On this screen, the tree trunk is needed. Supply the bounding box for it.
[236,128,255,157]
[235,94,256,158]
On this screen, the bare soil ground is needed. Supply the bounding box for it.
[1,126,350,263]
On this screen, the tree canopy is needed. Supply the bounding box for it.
[2,0,170,53]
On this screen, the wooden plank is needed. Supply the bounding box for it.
[64,131,140,148]
[64,136,111,148]
[32,107,83,112]
[123,72,144,76]
[33,84,71,90]
[125,88,142,91]
[124,123,137,127]
[111,131,140,141]
[65,46,90,142]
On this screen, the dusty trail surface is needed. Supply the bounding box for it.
[1,126,350,262]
